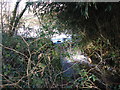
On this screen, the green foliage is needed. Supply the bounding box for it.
[43,2,120,89]
[2,32,101,89]
[2,33,63,88]
[2,2,120,89]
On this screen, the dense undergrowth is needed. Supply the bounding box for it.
[2,33,63,88]
[1,2,120,90]
[2,32,120,89]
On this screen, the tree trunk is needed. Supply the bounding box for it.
[9,0,21,36]
[9,0,29,36]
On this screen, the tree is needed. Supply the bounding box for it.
[32,2,120,89]
[1,1,120,89]
[9,0,30,36]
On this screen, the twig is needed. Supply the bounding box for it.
[0,44,28,59]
